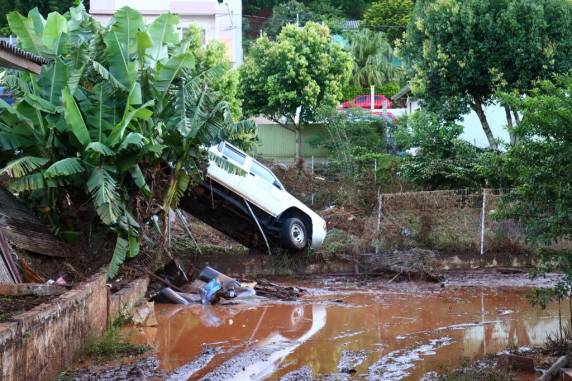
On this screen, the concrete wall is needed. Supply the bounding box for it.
[0,274,107,381]
[0,274,149,381]
[185,251,536,278]
[108,277,149,321]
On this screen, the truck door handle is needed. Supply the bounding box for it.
[222,155,228,160]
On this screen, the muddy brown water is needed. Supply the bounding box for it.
[126,279,565,381]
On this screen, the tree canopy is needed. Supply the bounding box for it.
[499,75,572,245]
[263,0,347,38]
[403,0,572,150]
[0,0,82,35]
[363,0,413,44]
[346,29,402,89]
[239,22,352,162]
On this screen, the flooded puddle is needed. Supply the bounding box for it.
[127,281,564,380]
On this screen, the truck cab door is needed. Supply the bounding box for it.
[241,160,286,217]
[208,142,248,192]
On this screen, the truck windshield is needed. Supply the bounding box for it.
[222,144,246,165]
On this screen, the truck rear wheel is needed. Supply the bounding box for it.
[281,217,308,251]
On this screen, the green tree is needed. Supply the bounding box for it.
[363,0,413,44]
[499,75,572,245]
[185,25,242,119]
[346,28,402,89]
[395,110,510,190]
[498,75,572,324]
[263,0,346,38]
[0,6,248,277]
[240,22,353,164]
[403,0,572,150]
[0,0,82,36]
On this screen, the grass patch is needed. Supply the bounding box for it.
[435,368,512,381]
[542,325,572,354]
[84,316,149,360]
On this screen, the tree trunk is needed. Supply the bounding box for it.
[512,107,521,125]
[512,107,520,145]
[295,128,303,169]
[471,98,498,151]
[504,105,517,146]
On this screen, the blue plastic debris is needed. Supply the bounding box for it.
[200,278,223,305]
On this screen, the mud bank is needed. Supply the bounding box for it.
[65,272,564,381]
[181,250,536,279]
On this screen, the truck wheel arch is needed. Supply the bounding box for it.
[278,208,313,239]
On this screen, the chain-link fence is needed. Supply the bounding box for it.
[362,188,572,256]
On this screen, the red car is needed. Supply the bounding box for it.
[342,94,393,109]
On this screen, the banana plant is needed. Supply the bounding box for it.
[0,5,245,278]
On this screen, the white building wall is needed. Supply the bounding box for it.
[89,0,243,66]
[404,98,510,148]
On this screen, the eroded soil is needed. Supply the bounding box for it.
[0,294,57,322]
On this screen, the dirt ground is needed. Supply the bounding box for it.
[0,294,57,322]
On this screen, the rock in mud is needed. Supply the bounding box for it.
[166,347,221,381]
[279,366,313,381]
[496,353,535,373]
[198,348,268,381]
[337,350,368,374]
[368,337,454,381]
[67,356,166,381]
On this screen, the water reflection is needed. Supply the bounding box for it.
[128,287,565,380]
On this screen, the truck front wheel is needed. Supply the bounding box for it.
[281,217,308,251]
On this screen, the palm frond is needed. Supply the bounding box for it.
[9,173,47,192]
[91,61,129,92]
[129,164,151,196]
[107,235,128,278]
[44,157,85,178]
[1,156,49,178]
[85,142,115,156]
[118,132,147,152]
[87,167,121,225]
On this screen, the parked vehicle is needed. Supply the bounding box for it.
[180,141,327,252]
[342,94,392,109]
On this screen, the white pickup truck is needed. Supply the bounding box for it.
[181,141,327,251]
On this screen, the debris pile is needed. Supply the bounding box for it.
[150,264,304,305]
[363,248,444,282]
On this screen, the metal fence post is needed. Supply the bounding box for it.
[375,188,382,254]
[311,155,314,174]
[480,189,488,257]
